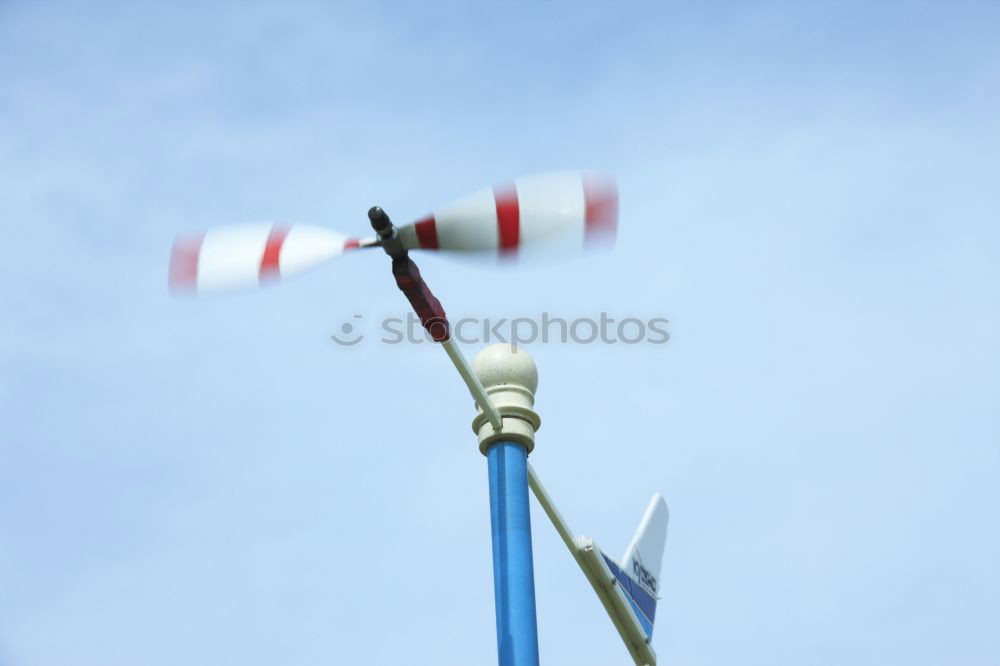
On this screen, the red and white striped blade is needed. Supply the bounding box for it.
[169,223,364,295]
[397,171,617,258]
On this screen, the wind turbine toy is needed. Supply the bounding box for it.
[169,170,669,666]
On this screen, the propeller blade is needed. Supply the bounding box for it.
[169,223,368,295]
[397,171,617,258]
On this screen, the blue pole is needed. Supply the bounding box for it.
[486,440,540,666]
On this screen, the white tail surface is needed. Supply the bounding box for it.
[169,223,361,295]
[621,494,669,599]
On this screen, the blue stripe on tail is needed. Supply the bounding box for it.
[602,553,656,639]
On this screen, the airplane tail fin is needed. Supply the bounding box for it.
[529,461,670,664]
[620,494,669,624]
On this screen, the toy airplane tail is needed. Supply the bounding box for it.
[526,465,668,666]
[616,494,669,635]
[574,494,668,666]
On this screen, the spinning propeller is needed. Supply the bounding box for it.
[168,171,617,295]
[169,169,618,432]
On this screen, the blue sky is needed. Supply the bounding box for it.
[2,2,999,665]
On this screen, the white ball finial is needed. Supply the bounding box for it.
[470,344,541,455]
[472,343,538,394]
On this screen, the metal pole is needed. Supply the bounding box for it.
[486,441,540,666]
[470,344,543,666]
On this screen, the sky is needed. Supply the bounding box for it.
[2,1,999,665]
